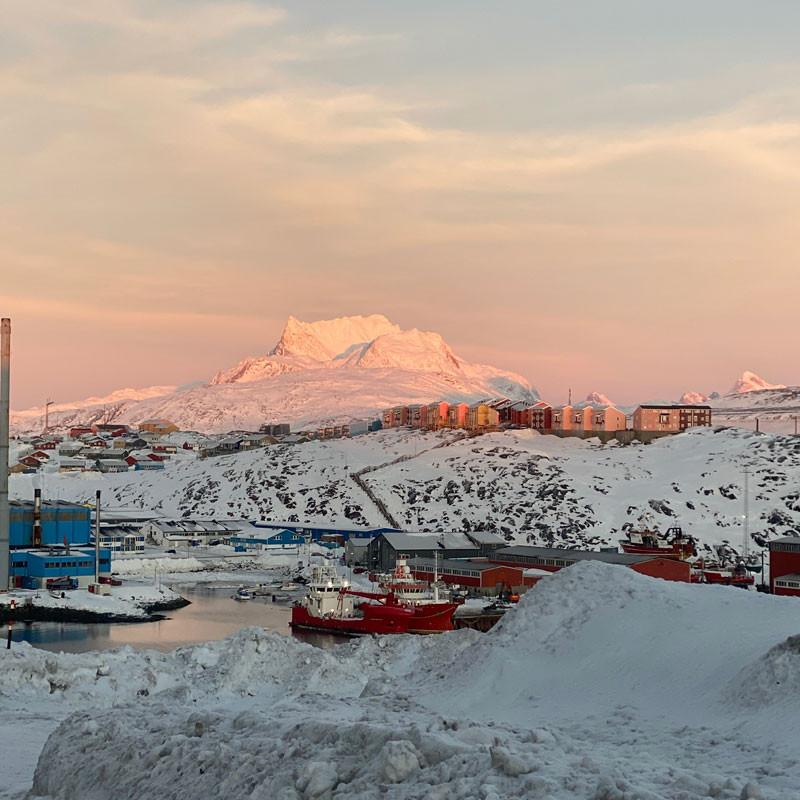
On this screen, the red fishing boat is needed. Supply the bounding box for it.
[289,564,457,636]
[619,521,696,560]
[698,560,755,588]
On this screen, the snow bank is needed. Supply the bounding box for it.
[0,629,364,706]
[18,564,800,799]
[412,562,800,725]
[112,556,208,576]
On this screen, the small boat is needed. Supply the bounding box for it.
[483,600,514,612]
[280,582,300,591]
[700,560,755,588]
[234,587,253,601]
[270,592,292,603]
[290,564,457,636]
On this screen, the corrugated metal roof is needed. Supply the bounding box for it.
[380,532,477,550]
[466,530,505,545]
[496,545,654,565]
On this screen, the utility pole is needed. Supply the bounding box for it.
[793,415,799,436]
[0,318,10,591]
[743,466,750,560]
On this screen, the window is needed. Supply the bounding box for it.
[659,413,670,425]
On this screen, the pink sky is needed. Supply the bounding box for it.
[2,2,799,408]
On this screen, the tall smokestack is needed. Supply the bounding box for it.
[33,488,42,547]
[0,318,10,590]
[94,490,101,585]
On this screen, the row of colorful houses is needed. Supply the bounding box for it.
[382,399,712,436]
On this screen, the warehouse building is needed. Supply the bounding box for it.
[10,548,112,589]
[768,536,800,596]
[407,557,529,594]
[9,499,92,549]
[490,545,691,582]
[366,531,504,573]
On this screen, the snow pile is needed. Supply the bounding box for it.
[411,562,800,724]
[725,633,800,710]
[111,556,209,576]
[19,563,800,799]
[0,628,364,705]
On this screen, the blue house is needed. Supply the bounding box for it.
[10,548,112,589]
[253,521,399,544]
[229,529,305,551]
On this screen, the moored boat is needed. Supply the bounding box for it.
[699,560,755,588]
[619,520,696,560]
[289,564,457,636]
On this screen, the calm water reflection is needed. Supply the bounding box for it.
[11,582,340,653]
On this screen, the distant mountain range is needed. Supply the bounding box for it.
[11,315,537,434]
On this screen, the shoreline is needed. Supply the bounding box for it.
[0,595,191,625]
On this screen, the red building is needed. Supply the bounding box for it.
[70,426,94,438]
[768,537,800,596]
[510,402,552,431]
[490,545,691,582]
[408,557,527,591]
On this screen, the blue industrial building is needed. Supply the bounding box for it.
[10,548,112,589]
[253,521,400,543]
[10,500,92,549]
[8,499,108,589]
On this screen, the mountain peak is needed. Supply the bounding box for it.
[271,314,401,361]
[583,391,612,407]
[680,391,709,405]
[728,371,786,395]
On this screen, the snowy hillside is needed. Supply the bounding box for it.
[11,314,536,434]
[11,427,800,554]
[8,563,800,798]
[10,385,177,433]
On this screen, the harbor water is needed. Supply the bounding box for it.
[9,581,338,653]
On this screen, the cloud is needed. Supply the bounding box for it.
[2,1,800,406]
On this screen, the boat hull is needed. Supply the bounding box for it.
[290,600,457,636]
[619,542,686,559]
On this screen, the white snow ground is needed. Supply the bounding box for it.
[4,562,800,799]
[11,427,800,553]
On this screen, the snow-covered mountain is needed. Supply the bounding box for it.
[679,372,798,433]
[729,370,786,395]
[581,391,613,407]
[11,315,536,434]
[10,386,177,433]
[680,391,709,405]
